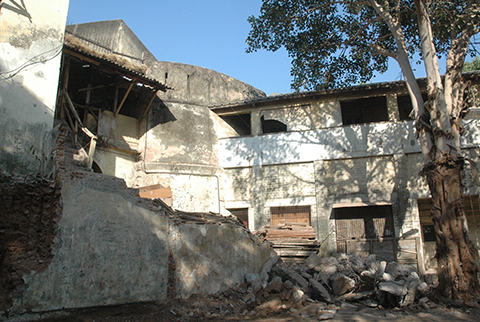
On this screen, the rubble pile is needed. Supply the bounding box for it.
[234,252,432,320]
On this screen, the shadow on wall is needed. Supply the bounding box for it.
[147,99,177,128]
[0,0,32,22]
[0,68,55,176]
[221,111,415,255]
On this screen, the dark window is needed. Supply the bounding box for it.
[262,116,287,134]
[398,94,428,121]
[221,113,251,136]
[340,96,389,125]
[422,225,436,242]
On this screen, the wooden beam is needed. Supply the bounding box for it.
[115,82,134,117]
[86,137,97,169]
[141,89,159,119]
[78,84,105,92]
[64,48,100,66]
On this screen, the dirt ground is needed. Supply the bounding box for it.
[31,293,480,322]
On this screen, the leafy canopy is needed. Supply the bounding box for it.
[464,57,480,72]
[246,0,480,91]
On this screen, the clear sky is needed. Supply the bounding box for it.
[67,0,453,96]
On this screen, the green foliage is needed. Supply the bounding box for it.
[464,57,480,72]
[246,0,480,91]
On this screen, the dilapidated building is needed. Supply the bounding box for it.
[211,77,480,273]
[52,20,480,273]
[2,6,480,317]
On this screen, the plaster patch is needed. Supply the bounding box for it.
[9,27,60,49]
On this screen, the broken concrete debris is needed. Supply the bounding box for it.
[239,251,432,320]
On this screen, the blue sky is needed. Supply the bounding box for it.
[67,0,453,96]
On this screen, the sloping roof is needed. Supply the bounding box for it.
[209,70,480,113]
[63,33,171,92]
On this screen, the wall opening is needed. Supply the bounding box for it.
[397,94,428,121]
[340,96,389,125]
[221,113,251,136]
[228,208,249,228]
[270,205,311,226]
[261,116,287,134]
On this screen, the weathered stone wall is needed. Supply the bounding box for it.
[2,171,274,319]
[0,0,69,175]
[153,61,265,106]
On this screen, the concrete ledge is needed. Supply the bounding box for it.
[140,162,222,176]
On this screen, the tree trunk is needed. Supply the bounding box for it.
[422,155,480,301]
[413,0,480,302]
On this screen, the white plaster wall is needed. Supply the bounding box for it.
[98,111,139,140]
[219,120,480,168]
[0,0,69,174]
[94,149,138,187]
[324,157,395,204]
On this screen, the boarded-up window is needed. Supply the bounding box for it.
[271,206,311,226]
[335,205,394,240]
[334,205,395,258]
[229,208,249,228]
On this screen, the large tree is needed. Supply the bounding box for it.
[247,0,480,302]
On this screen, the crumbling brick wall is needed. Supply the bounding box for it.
[0,175,60,311]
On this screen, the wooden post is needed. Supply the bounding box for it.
[416,236,426,277]
[86,137,97,169]
[141,89,159,119]
[115,82,134,117]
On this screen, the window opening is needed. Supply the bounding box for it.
[261,116,287,134]
[340,96,389,125]
[221,113,251,136]
[398,94,428,121]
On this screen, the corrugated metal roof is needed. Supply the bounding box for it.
[63,38,172,92]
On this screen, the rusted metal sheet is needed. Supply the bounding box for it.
[138,184,172,199]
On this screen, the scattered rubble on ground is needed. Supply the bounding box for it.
[224,251,435,320]
[35,249,480,322]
